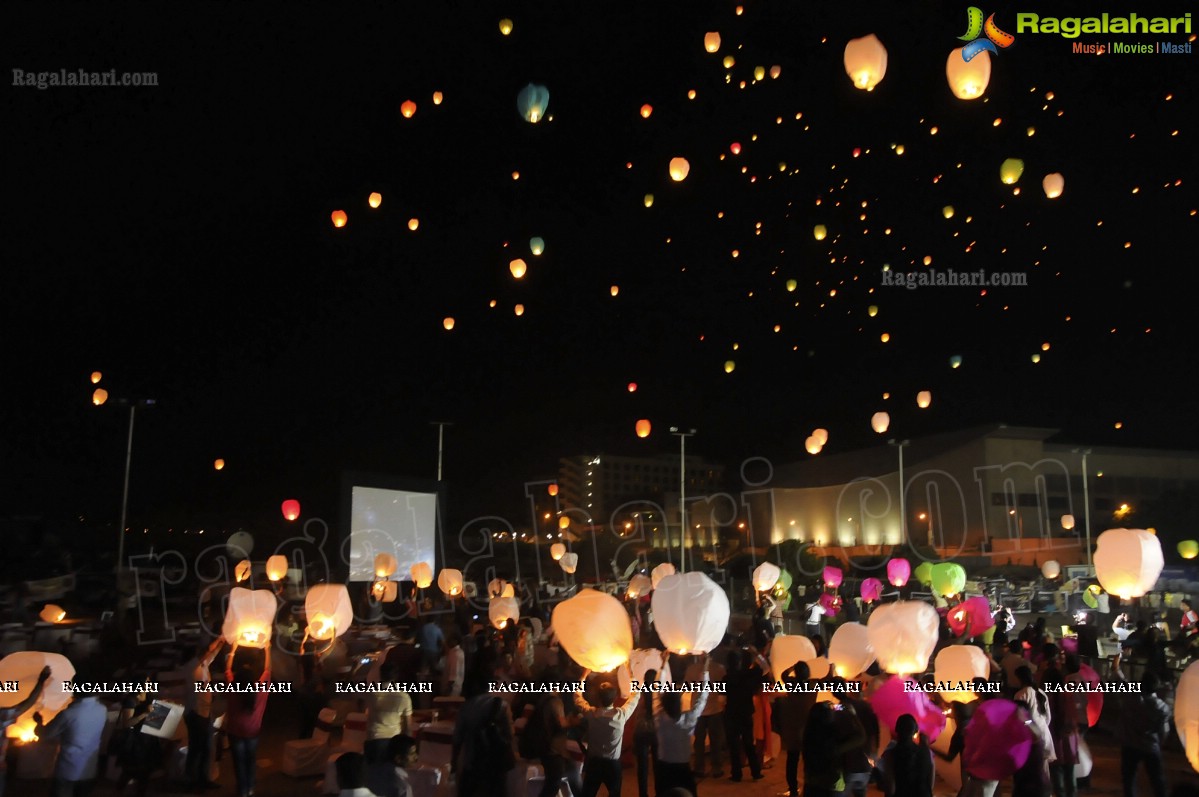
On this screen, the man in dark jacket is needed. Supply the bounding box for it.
[772,662,817,797]
[1113,652,1170,797]
[724,647,768,782]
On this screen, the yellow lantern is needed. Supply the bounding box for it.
[410,561,433,589]
[786,279,797,292]
[753,66,766,81]
[871,411,890,434]
[844,34,888,91]
[1043,173,1065,199]
[945,48,991,100]
[635,419,652,438]
[374,553,398,579]
[550,543,566,561]
[724,360,735,374]
[368,192,382,208]
[443,317,455,331]
[214,458,225,471]
[90,371,102,384]
[235,560,251,582]
[330,210,347,228]
[266,555,288,582]
[643,193,654,208]
[553,589,634,672]
[650,562,676,589]
[1094,528,1164,599]
[1000,158,1025,185]
[652,572,730,654]
[489,596,520,630]
[559,552,579,574]
[669,157,690,182]
[1180,541,1199,560]
[510,258,527,279]
[935,646,990,702]
[610,285,620,296]
[499,18,513,35]
[1176,662,1199,771]
[514,304,525,316]
[752,562,781,592]
[917,390,932,409]
[39,604,66,624]
[943,206,955,219]
[305,583,353,640]
[558,516,571,530]
[400,100,417,118]
[813,224,827,241]
[704,31,721,53]
[805,436,822,455]
[813,428,829,446]
[866,600,939,675]
[437,568,464,597]
[828,622,875,679]
[868,305,879,317]
[222,587,277,648]
[407,217,419,231]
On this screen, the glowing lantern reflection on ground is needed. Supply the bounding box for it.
[553,589,633,672]
[438,568,464,596]
[1094,528,1164,599]
[867,600,940,674]
[844,34,888,91]
[946,48,991,99]
[653,572,730,654]
[305,584,353,640]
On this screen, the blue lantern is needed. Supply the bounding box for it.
[517,83,550,123]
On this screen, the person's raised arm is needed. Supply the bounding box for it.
[573,669,594,714]
[10,666,51,717]
[202,637,224,667]
[262,644,272,679]
[226,639,239,681]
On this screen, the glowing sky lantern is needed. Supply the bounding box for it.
[867,600,940,674]
[368,192,382,208]
[704,31,721,53]
[214,458,225,471]
[39,604,66,623]
[829,622,874,679]
[1000,158,1025,185]
[770,634,818,677]
[1180,540,1199,560]
[90,371,102,384]
[753,66,765,81]
[559,516,571,530]
[1043,173,1065,199]
[550,542,566,561]
[499,18,513,35]
[1094,528,1164,599]
[610,285,620,296]
[946,48,991,99]
[931,562,967,597]
[786,279,797,292]
[374,553,397,578]
[0,651,75,736]
[640,104,653,118]
[330,210,347,228]
[234,560,251,582]
[547,483,559,496]
[1042,560,1061,579]
[722,55,735,69]
[805,436,822,455]
[872,676,946,742]
[373,580,399,603]
[227,531,254,558]
[651,562,676,589]
[844,34,888,91]
[222,587,277,648]
[407,218,419,231]
[950,355,963,369]
[438,568,464,596]
[305,583,353,640]
[1176,662,1199,772]
[752,561,781,592]
[871,411,890,434]
[266,555,288,581]
[962,700,1034,780]
[489,596,520,630]
[635,419,652,438]
[517,83,550,123]
[509,258,527,279]
[281,499,301,521]
[812,428,829,446]
[723,360,735,374]
[813,225,827,241]
[619,649,672,697]
[400,100,416,118]
[917,390,932,408]
[529,237,545,256]
[934,645,990,702]
[410,561,433,589]
[669,157,690,181]
[644,193,654,208]
[553,589,634,672]
[943,206,955,219]
[653,572,730,654]
[823,566,844,588]
[432,91,443,105]
[887,558,911,587]
[559,552,579,573]
[1061,514,1075,531]
[443,317,455,331]
[730,142,742,155]
[627,382,637,393]
[627,574,653,599]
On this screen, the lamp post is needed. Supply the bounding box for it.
[888,439,910,544]
[1073,448,1094,569]
[669,427,696,573]
[431,421,452,568]
[1009,508,1025,541]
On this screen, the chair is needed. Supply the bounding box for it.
[339,711,369,752]
[281,707,338,777]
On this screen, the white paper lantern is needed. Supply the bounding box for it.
[652,572,730,655]
[552,589,634,672]
[771,634,818,678]
[489,596,520,630]
[1042,560,1061,580]
[934,645,990,702]
[945,47,991,99]
[410,562,433,589]
[618,648,672,697]
[669,157,690,182]
[916,391,932,409]
[871,411,891,434]
[1175,661,1199,772]
[0,651,75,738]
[226,531,254,558]
[550,543,567,561]
[806,656,831,679]
[828,622,875,679]
[222,588,278,648]
[703,31,721,53]
[1061,514,1076,531]
[805,436,823,455]
[753,562,781,592]
[375,553,398,578]
[1042,173,1065,199]
[266,555,288,582]
[867,600,940,675]
[437,568,464,597]
[1094,528,1164,600]
[305,583,353,640]
[651,562,676,589]
[627,574,653,599]
[560,552,579,574]
[372,580,399,603]
[488,578,508,598]
[844,34,888,91]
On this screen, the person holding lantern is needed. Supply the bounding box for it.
[655,651,710,796]
[223,639,271,797]
[34,670,108,797]
[184,637,224,791]
[0,665,51,797]
[573,662,640,797]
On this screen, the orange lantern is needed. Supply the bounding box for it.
[331,210,347,228]
[437,568,464,597]
[92,387,109,405]
[400,100,417,118]
[213,458,225,471]
[635,419,652,438]
[703,32,721,53]
[90,371,102,384]
[547,484,559,497]
[640,104,653,118]
[374,553,398,578]
[510,258,528,279]
[266,555,288,582]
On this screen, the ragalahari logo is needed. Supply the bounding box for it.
[959,7,1016,61]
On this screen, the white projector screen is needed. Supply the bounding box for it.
[348,486,438,582]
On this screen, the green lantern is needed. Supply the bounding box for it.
[1082,589,1099,609]
[914,561,934,586]
[1179,540,1199,560]
[1000,158,1025,185]
[931,562,967,597]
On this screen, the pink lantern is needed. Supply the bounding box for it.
[823,566,844,588]
[819,592,842,616]
[860,578,883,603]
[1077,662,1103,727]
[962,699,1033,780]
[871,676,946,742]
[887,558,911,587]
[281,499,301,521]
[946,596,996,638]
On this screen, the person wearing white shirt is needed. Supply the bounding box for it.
[655,654,710,796]
[805,601,826,641]
[443,633,465,697]
[574,663,642,796]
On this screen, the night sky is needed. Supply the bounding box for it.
[5,0,1197,543]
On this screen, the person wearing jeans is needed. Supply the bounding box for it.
[1112,653,1169,797]
[685,655,726,779]
[224,641,272,797]
[573,663,640,797]
[632,669,659,797]
[185,638,224,789]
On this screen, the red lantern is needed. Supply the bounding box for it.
[281,499,301,521]
[730,142,742,155]
[400,100,417,118]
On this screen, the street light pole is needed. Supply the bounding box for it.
[116,403,136,584]
[888,439,910,545]
[670,427,696,573]
[1074,448,1093,568]
[431,422,453,567]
